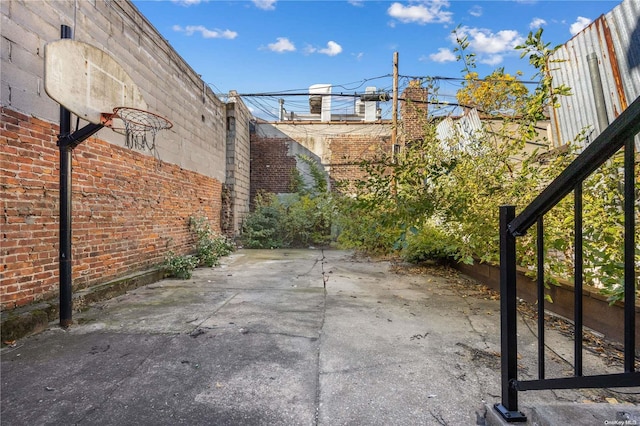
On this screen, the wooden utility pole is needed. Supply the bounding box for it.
[391,51,399,157]
[391,52,399,196]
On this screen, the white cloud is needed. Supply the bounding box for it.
[171,0,205,6]
[253,0,276,10]
[267,37,296,53]
[480,54,503,66]
[451,26,524,55]
[447,26,524,66]
[387,0,453,24]
[305,41,343,56]
[570,16,592,35]
[353,52,365,61]
[348,0,364,6]
[468,5,482,17]
[318,41,343,56]
[529,17,546,29]
[429,47,456,63]
[173,25,237,39]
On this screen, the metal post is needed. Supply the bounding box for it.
[59,24,73,328]
[537,217,545,380]
[574,184,583,377]
[494,205,527,422]
[587,53,609,134]
[624,136,636,373]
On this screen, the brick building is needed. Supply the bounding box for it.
[0,0,434,313]
[1,0,251,310]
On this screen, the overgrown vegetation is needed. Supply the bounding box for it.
[241,29,638,303]
[163,251,199,279]
[334,28,638,303]
[189,216,234,267]
[241,155,333,248]
[163,216,234,279]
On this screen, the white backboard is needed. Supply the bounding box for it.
[44,39,147,124]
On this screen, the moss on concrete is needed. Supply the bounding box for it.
[1,268,164,342]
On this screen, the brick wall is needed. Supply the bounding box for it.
[400,81,429,143]
[1,108,222,309]
[251,122,394,202]
[1,0,229,182]
[0,0,252,311]
[328,135,392,191]
[249,135,297,206]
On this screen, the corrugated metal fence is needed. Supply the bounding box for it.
[549,0,640,150]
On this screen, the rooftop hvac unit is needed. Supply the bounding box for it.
[364,86,378,122]
[309,84,332,121]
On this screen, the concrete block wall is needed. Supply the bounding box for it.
[1,0,227,181]
[1,0,250,310]
[225,92,252,236]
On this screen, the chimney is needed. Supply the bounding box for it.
[401,80,428,142]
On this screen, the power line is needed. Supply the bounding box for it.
[232,71,542,120]
[402,74,540,85]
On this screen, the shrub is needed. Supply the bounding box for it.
[163,216,234,279]
[241,156,334,249]
[401,223,459,263]
[334,29,638,302]
[189,216,235,267]
[241,193,285,248]
[163,251,198,279]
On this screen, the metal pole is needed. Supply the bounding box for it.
[278,99,284,122]
[59,24,73,328]
[624,136,636,373]
[494,205,527,422]
[587,53,609,134]
[574,184,583,377]
[537,217,545,380]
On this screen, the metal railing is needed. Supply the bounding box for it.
[495,95,640,422]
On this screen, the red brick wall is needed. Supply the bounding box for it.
[250,131,394,198]
[249,135,297,206]
[401,81,429,143]
[328,135,392,191]
[1,108,222,310]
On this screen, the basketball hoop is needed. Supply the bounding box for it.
[102,107,173,151]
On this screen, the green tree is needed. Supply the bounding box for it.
[336,28,638,302]
[456,69,528,116]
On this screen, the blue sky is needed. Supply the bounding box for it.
[132,0,619,119]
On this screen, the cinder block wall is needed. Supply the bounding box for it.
[0,0,250,310]
[225,93,252,234]
[1,0,227,180]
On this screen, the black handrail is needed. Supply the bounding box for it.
[509,96,640,237]
[495,95,640,422]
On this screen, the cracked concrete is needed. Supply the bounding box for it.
[1,249,638,425]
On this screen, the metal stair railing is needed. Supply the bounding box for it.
[495,95,640,422]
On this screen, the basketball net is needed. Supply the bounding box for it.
[107,107,173,151]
